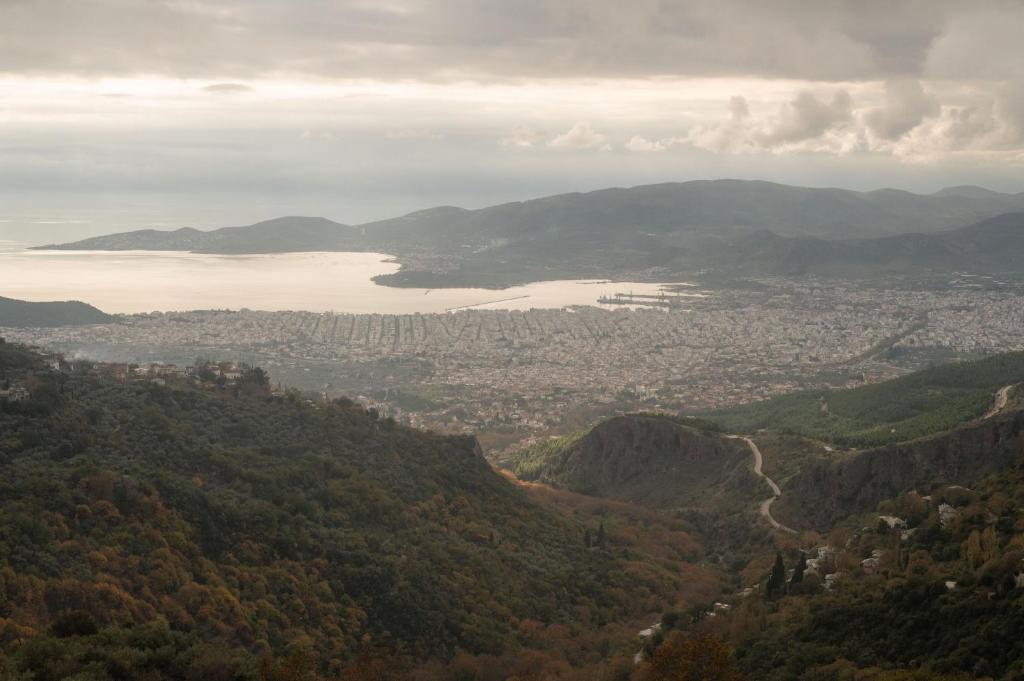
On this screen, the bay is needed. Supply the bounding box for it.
[0,246,700,314]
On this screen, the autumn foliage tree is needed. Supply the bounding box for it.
[643,632,745,681]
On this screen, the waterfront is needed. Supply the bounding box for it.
[0,245,699,314]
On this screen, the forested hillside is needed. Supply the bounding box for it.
[509,415,764,511]
[643,471,1024,680]
[702,352,1024,448]
[0,345,722,680]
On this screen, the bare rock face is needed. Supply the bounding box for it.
[774,410,1024,530]
[528,415,763,509]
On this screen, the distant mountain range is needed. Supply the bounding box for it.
[37,180,1024,285]
[0,296,115,327]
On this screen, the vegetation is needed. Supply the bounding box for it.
[507,429,588,482]
[507,415,760,511]
[701,352,1024,447]
[0,344,723,679]
[657,471,1024,680]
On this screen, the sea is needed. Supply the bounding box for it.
[0,243,701,314]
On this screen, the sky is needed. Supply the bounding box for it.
[1,0,1023,243]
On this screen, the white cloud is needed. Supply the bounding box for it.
[549,122,609,150]
[498,126,546,148]
[687,90,860,154]
[863,80,939,140]
[759,90,854,147]
[625,136,665,152]
[687,95,757,153]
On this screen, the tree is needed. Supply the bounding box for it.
[790,551,806,586]
[766,552,786,598]
[643,632,746,681]
[596,522,607,549]
[584,528,592,548]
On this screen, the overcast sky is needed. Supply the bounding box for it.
[2,0,1023,242]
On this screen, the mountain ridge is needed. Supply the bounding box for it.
[34,179,1024,286]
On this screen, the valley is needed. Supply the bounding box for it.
[4,331,1024,679]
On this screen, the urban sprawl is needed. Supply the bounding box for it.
[5,278,1024,452]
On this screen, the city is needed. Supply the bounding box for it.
[7,277,1023,454]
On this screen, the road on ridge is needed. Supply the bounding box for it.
[727,435,798,535]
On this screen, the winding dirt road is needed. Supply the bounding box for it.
[728,435,798,535]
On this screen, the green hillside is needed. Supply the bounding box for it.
[509,414,762,511]
[701,352,1024,447]
[0,346,720,679]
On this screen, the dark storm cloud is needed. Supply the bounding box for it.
[0,0,994,81]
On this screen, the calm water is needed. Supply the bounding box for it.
[0,244,700,314]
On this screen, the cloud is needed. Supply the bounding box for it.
[863,80,939,140]
[498,126,546,148]
[0,0,1006,82]
[759,91,854,147]
[687,91,857,154]
[924,4,1024,82]
[202,83,254,94]
[625,136,667,152]
[549,122,609,150]
[883,86,1024,162]
[688,95,756,153]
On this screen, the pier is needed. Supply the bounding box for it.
[598,291,689,309]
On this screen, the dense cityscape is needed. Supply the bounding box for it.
[6,277,1024,452]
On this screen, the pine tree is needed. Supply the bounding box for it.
[596,522,607,549]
[790,551,806,586]
[766,552,786,598]
[584,528,592,548]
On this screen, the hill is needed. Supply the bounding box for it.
[700,352,1024,448]
[772,405,1024,529]
[642,471,1024,680]
[37,180,1024,287]
[37,216,360,254]
[698,211,1024,277]
[0,346,722,679]
[0,296,115,327]
[360,180,1024,245]
[509,415,765,510]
